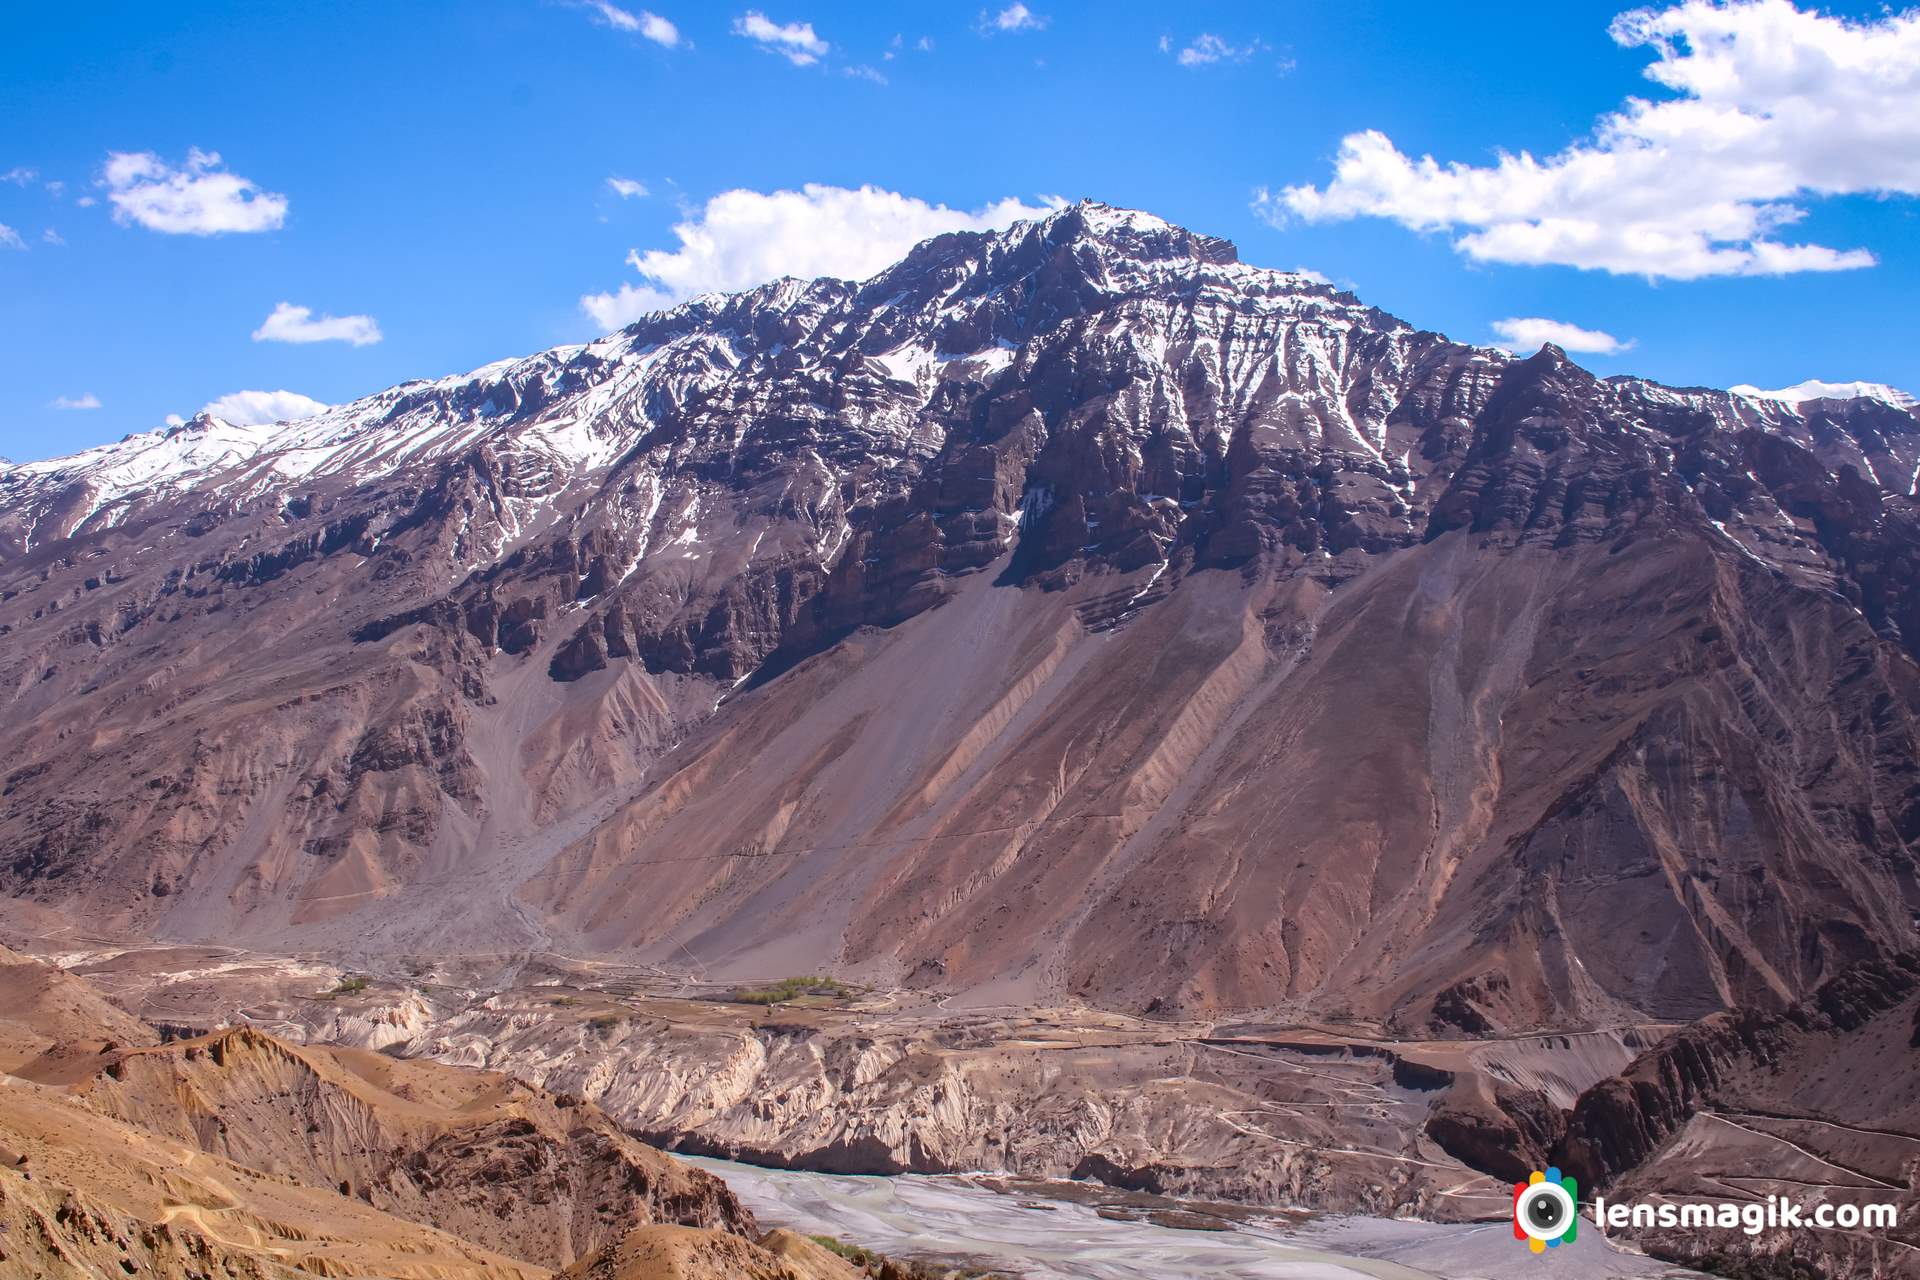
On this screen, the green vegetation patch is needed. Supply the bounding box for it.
[730,975,850,1005]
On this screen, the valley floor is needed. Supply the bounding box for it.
[6,922,1911,1278]
[0,926,1710,1275]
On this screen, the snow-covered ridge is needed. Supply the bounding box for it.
[1730,379,1916,410]
[8,200,1915,561]
[2,202,1369,523]
[7,417,277,484]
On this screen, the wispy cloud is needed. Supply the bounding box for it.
[0,224,23,251]
[1491,316,1633,356]
[1,167,36,186]
[42,228,64,246]
[583,183,1061,329]
[251,302,383,347]
[51,393,103,410]
[844,63,888,84]
[733,11,828,65]
[102,148,287,235]
[981,4,1046,33]
[607,177,649,199]
[1275,0,1919,279]
[577,2,680,46]
[1165,32,1267,66]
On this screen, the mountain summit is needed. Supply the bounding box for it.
[2,202,1917,1033]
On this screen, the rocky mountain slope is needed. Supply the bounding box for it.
[0,940,157,1077]
[558,1227,865,1280]
[1552,950,1920,1277]
[0,946,860,1280]
[3,201,1918,1033]
[68,1025,751,1266]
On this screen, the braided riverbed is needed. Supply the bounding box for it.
[684,1156,1699,1280]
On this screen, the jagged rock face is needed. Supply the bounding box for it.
[1421,1076,1564,1185]
[2,202,1918,1030]
[69,1026,752,1268]
[1556,951,1920,1190]
[377,989,1484,1218]
[1550,952,1920,1277]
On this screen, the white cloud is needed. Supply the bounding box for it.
[200,390,330,425]
[102,148,287,235]
[733,11,828,65]
[916,35,934,52]
[76,195,97,208]
[1491,317,1634,355]
[45,180,64,198]
[636,10,680,45]
[0,224,22,250]
[251,301,383,347]
[582,183,1062,329]
[1276,0,1918,280]
[579,2,679,46]
[583,286,676,330]
[983,4,1046,33]
[608,176,649,199]
[42,228,63,246]
[584,0,638,28]
[51,394,103,410]
[1169,33,1265,66]
[1,167,35,185]
[844,63,888,84]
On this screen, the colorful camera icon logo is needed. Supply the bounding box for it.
[1513,1167,1578,1252]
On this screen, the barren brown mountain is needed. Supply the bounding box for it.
[4,203,1915,1037]
[1555,949,1920,1277]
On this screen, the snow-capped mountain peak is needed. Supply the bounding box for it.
[1730,378,1917,410]
[6,203,1916,582]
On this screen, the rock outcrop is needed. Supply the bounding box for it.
[1422,1076,1565,1184]
[1549,951,1920,1277]
[1556,951,1920,1190]
[70,1024,752,1268]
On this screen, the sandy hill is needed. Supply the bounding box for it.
[0,946,860,1279]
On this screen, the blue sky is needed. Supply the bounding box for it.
[4,0,1917,463]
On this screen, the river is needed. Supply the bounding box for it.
[685,1156,1697,1279]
